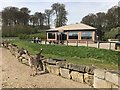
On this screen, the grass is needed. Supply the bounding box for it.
[10,40,119,70]
[2,37,19,40]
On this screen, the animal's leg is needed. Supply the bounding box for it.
[32,66,37,76]
[34,66,38,76]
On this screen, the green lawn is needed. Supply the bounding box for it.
[10,40,119,70]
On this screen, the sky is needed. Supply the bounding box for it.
[0,0,119,27]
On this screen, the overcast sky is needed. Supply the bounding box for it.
[0,0,119,25]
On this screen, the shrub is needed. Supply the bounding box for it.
[18,34,31,40]
[2,25,39,37]
[103,27,119,41]
[18,31,46,40]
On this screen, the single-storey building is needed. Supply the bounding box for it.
[46,23,96,43]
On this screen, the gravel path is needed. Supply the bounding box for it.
[1,48,90,88]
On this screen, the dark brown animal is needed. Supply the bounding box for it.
[26,49,44,76]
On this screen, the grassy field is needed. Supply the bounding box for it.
[10,40,119,70]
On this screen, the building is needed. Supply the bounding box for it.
[46,23,96,43]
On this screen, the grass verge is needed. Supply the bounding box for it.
[10,40,119,70]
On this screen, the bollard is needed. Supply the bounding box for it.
[97,41,100,48]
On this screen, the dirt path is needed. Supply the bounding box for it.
[1,48,90,88]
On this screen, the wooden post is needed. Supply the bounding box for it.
[67,40,68,46]
[97,41,100,48]
[109,42,111,50]
[76,40,78,47]
[86,41,88,47]
[45,40,46,45]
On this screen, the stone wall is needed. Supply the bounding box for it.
[44,58,95,87]
[94,69,120,89]
[2,42,120,89]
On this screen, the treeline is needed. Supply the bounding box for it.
[2,3,68,37]
[81,6,120,40]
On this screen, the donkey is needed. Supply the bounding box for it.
[26,49,44,76]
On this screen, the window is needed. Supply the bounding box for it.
[69,32,78,39]
[48,32,55,39]
[57,32,67,40]
[81,31,92,39]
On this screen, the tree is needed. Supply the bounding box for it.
[81,13,97,27]
[20,7,30,25]
[2,6,19,26]
[30,15,38,27]
[51,3,68,27]
[45,9,52,28]
[106,6,120,30]
[81,5,120,41]
[58,4,68,26]
[34,12,46,27]
[2,7,31,26]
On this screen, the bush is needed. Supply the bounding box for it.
[18,34,31,40]
[18,31,46,40]
[30,32,46,40]
[103,27,119,41]
[2,25,38,37]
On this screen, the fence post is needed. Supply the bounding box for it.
[76,40,78,47]
[109,42,111,50]
[44,40,47,45]
[86,41,88,47]
[97,41,100,48]
[67,40,68,46]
